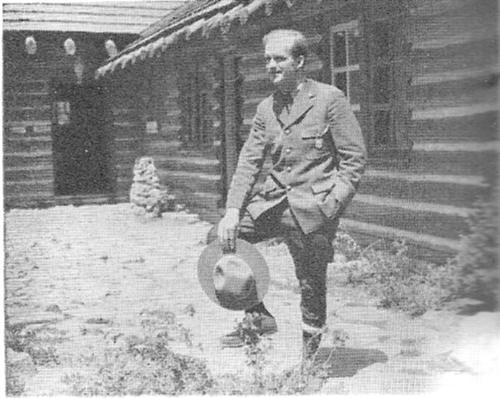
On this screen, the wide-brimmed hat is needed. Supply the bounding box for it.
[197,239,270,311]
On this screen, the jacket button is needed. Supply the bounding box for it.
[286,148,292,154]
[286,167,292,172]
[286,185,292,191]
[284,128,291,135]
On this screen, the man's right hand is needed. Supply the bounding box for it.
[217,208,240,251]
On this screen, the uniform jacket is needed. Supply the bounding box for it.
[226,78,367,234]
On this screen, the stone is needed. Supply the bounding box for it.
[129,157,175,217]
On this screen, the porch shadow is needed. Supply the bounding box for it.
[313,347,388,378]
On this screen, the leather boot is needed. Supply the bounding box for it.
[221,313,278,348]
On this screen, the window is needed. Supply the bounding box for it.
[184,65,211,146]
[330,20,361,112]
[54,101,71,126]
[365,1,411,153]
[329,7,410,155]
[368,18,397,147]
[146,120,159,134]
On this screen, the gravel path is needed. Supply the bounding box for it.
[5,204,499,395]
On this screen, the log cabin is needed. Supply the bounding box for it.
[3,1,186,206]
[5,0,498,260]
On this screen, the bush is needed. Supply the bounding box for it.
[63,308,349,395]
[5,323,62,366]
[64,308,212,395]
[64,334,214,395]
[6,366,25,396]
[337,241,454,316]
[63,311,327,395]
[209,314,351,395]
[333,230,362,261]
[448,195,499,306]
[333,193,499,315]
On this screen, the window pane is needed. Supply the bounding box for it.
[333,31,346,67]
[373,65,391,104]
[334,72,347,95]
[55,101,70,125]
[348,32,360,65]
[374,110,391,146]
[349,70,361,105]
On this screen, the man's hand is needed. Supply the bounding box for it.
[217,208,240,252]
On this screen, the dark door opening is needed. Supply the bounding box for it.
[52,82,112,196]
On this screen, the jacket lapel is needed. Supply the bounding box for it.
[283,79,316,128]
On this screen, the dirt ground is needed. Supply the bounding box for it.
[4,203,500,395]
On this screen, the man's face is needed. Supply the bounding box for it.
[264,37,303,91]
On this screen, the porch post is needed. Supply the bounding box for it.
[222,48,240,193]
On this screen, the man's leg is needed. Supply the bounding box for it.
[235,209,277,319]
[282,214,337,360]
[207,205,283,347]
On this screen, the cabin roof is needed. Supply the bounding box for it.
[95,0,291,78]
[2,1,191,34]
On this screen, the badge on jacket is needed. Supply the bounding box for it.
[315,126,329,150]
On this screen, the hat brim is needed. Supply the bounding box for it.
[197,239,270,311]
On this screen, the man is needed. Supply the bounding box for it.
[212,29,366,360]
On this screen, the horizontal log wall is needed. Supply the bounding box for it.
[4,33,56,208]
[347,0,498,259]
[104,65,146,201]
[111,51,224,222]
[4,31,137,209]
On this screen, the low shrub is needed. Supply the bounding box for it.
[64,308,211,395]
[333,230,362,261]
[346,245,453,316]
[65,309,334,396]
[333,193,499,315]
[6,366,25,396]
[64,334,214,395]
[447,195,499,307]
[210,315,351,395]
[5,323,62,366]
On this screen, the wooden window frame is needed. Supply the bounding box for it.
[183,63,211,148]
[327,5,412,160]
[362,3,412,159]
[329,20,361,112]
[53,100,71,126]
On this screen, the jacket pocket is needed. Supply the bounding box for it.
[311,178,340,219]
[311,178,336,194]
[302,126,330,160]
[261,177,285,199]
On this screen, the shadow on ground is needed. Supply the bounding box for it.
[456,299,497,316]
[314,347,388,378]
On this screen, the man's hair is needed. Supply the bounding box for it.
[262,29,309,59]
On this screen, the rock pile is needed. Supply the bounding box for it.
[129,157,175,217]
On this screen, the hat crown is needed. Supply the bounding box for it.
[213,254,254,297]
[197,239,270,311]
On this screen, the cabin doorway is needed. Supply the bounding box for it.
[51,82,112,196]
